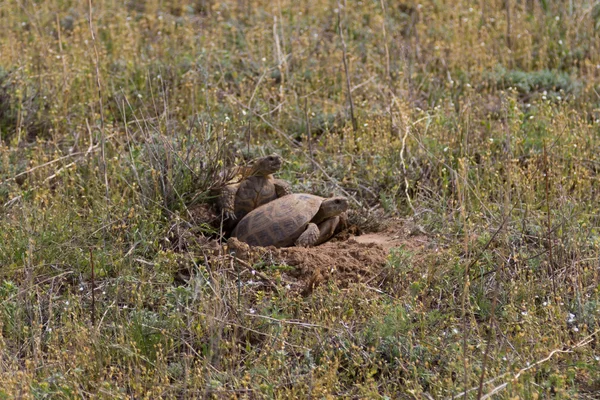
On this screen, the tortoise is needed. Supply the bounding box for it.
[218,154,291,226]
[232,193,349,248]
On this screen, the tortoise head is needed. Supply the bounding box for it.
[320,196,349,218]
[249,154,283,175]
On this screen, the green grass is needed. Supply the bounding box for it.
[1,0,600,398]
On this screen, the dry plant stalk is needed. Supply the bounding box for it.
[89,248,96,327]
[337,1,358,138]
[543,141,557,297]
[87,0,108,200]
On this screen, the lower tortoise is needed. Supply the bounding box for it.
[232,193,349,248]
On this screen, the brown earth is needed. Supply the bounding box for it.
[174,204,431,293]
[226,219,431,293]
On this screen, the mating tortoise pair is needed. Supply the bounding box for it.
[219,154,348,248]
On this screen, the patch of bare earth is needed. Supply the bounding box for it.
[227,219,431,293]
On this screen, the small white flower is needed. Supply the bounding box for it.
[417,4,423,9]
[543,301,548,306]
[557,96,561,101]
[65,301,69,306]
[572,326,579,332]
[137,94,142,99]
[285,284,291,289]
[251,270,256,276]
[489,138,494,143]
[56,55,61,59]
[529,115,534,120]
[79,287,84,291]
[249,308,256,314]
[261,57,266,62]
[334,8,339,13]
[555,16,560,21]
[452,328,459,334]
[102,291,106,295]
[521,311,528,316]
[568,313,576,323]
[158,15,163,20]
[123,305,128,309]
[363,123,368,127]
[558,40,563,45]
[443,147,449,152]
[469,7,473,12]
[157,75,162,80]
[242,110,246,116]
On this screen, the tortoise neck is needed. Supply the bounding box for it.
[244,165,272,177]
[312,208,328,225]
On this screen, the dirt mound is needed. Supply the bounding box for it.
[171,203,430,293]
[277,239,390,292]
[226,219,430,293]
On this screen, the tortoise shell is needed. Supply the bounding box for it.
[233,175,278,219]
[232,193,324,248]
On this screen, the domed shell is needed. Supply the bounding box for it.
[232,193,324,247]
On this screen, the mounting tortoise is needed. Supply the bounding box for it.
[232,193,349,248]
[218,154,291,227]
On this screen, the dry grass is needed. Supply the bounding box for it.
[1,0,600,398]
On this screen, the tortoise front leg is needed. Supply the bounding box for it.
[314,216,341,246]
[273,178,292,198]
[219,184,239,220]
[295,223,320,247]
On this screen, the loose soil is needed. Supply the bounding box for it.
[176,204,431,292]
[226,219,431,293]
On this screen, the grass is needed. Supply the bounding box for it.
[1,0,600,398]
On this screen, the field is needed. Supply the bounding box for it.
[1,0,600,398]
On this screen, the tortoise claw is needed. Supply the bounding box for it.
[224,210,237,220]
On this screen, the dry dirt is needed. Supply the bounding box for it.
[226,219,431,293]
[175,204,431,292]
